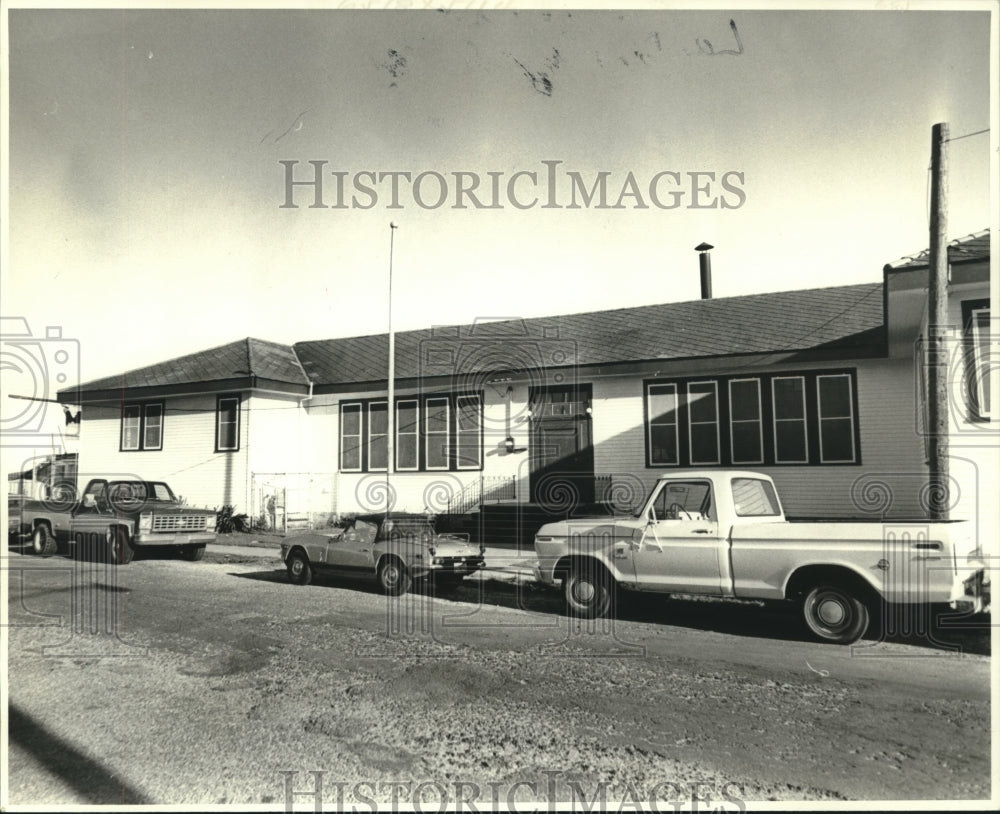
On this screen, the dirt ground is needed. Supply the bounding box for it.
[4,549,992,808]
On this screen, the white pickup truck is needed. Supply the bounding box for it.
[533,471,989,644]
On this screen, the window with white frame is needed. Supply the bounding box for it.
[687,381,720,465]
[395,400,419,470]
[340,394,483,473]
[646,383,679,465]
[645,370,859,467]
[456,394,482,469]
[368,402,388,471]
[816,374,856,463]
[729,378,763,464]
[121,402,164,451]
[425,397,450,470]
[216,396,240,452]
[772,376,808,464]
[340,403,363,472]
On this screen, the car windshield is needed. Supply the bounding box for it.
[108,481,176,503]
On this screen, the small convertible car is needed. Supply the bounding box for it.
[280,514,486,595]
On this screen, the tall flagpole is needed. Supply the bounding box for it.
[387,222,398,519]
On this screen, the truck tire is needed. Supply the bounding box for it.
[801,584,869,644]
[181,544,206,561]
[106,527,135,565]
[564,563,615,619]
[377,556,411,596]
[31,524,58,557]
[286,549,312,585]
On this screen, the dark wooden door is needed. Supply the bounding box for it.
[529,385,594,509]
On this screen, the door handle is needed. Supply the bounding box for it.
[691,529,712,534]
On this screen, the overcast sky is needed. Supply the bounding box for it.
[1,4,994,409]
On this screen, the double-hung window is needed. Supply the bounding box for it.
[645,369,859,467]
[216,396,241,452]
[340,392,482,472]
[121,402,163,451]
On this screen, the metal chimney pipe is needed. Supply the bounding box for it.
[695,242,714,299]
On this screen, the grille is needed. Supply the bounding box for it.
[151,514,210,532]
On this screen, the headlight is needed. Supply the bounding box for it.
[138,514,152,533]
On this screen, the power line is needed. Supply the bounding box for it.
[945,128,989,143]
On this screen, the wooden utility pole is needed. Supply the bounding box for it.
[927,122,949,520]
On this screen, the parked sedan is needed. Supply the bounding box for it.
[280,514,485,595]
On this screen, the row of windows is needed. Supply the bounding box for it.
[644,371,860,467]
[341,394,483,473]
[114,370,864,469]
[120,396,240,452]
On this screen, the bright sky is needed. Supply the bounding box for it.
[1,3,994,419]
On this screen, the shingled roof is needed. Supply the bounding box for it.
[294,282,886,389]
[73,337,309,395]
[884,229,990,271]
[67,282,886,399]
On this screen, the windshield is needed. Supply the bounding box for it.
[108,481,176,504]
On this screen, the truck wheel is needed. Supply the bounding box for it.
[286,550,312,585]
[564,564,614,619]
[181,544,205,561]
[378,557,411,596]
[801,585,869,644]
[31,524,58,557]
[106,527,135,565]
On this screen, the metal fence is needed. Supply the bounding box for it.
[250,472,339,534]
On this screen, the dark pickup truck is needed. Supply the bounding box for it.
[9,478,216,564]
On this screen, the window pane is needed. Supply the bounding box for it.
[773,378,805,419]
[648,385,677,423]
[729,380,760,422]
[775,421,807,463]
[341,443,361,471]
[731,423,762,463]
[690,423,719,465]
[818,375,851,417]
[342,405,361,435]
[687,383,717,423]
[369,436,388,470]
[397,402,417,433]
[144,405,162,449]
[650,425,678,465]
[369,402,388,435]
[396,435,417,470]
[458,398,480,431]
[426,438,448,469]
[820,417,854,462]
[122,406,140,450]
